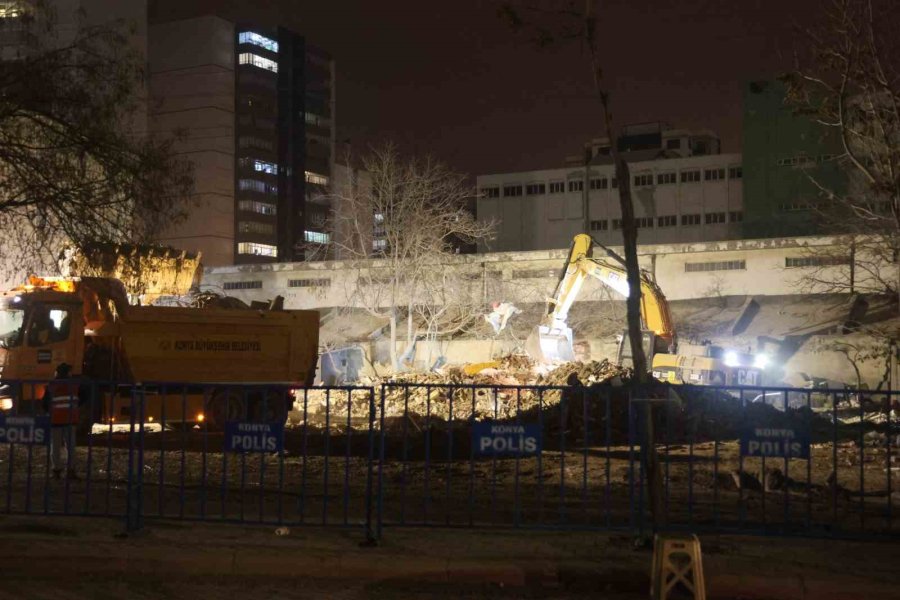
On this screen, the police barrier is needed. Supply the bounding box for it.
[374,382,899,539]
[0,378,896,539]
[0,380,378,537]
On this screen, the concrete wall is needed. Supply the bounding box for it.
[149,16,236,267]
[202,234,881,310]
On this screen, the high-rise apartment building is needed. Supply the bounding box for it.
[150,15,335,266]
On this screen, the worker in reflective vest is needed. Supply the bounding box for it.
[42,363,81,480]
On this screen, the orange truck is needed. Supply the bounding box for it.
[0,276,319,429]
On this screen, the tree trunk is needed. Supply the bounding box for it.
[612,150,665,529]
[389,308,399,372]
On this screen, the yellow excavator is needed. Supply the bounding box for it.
[527,234,764,386]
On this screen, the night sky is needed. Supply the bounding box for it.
[150,0,812,176]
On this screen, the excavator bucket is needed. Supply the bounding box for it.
[525,324,575,363]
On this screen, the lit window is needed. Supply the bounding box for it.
[304,230,331,244]
[237,242,277,257]
[238,31,278,53]
[238,179,277,195]
[305,171,329,186]
[239,52,278,73]
[238,200,276,215]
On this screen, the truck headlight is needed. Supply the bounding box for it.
[0,398,13,411]
[754,354,769,369]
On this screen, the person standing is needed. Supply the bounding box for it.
[42,363,81,480]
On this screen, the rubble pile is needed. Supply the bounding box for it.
[296,355,633,425]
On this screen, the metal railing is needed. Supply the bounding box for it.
[0,378,896,540]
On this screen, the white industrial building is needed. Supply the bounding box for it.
[476,123,744,252]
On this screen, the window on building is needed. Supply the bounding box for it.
[481,186,500,198]
[657,215,677,227]
[635,217,654,228]
[503,184,522,197]
[590,219,608,231]
[548,181,565,194]
[238,136,275,152]
[223,280,263,290]
[729,211,743,223]
[785,256,850,268]
[238,52,278,73]
[704,168,726,181]
[666,138,681,150]
[238,221,275,235]
[590,177,608,190]
[780,201,816,212]
[612,218,623,230]
[526,183,546,195]
[633,174,653,187]
[304,112,331,127]
[238,31,278,53]
[568,180,584,192]
[239,157,278,174]
[288,278,331,288]
[680,170,700,183]
[657,172,676,185]
[685,260,746,273]
[372,239,387,252]
[729,166,743,179]
[238,200,277,215]
[304,230,331,244]
[611,177,618,188]
[237,243,277,257]
[705,212,727,224]
[681,214,701,226]
[305,171,329,186]
[238,179,278,195]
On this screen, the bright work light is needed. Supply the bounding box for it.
[724,351,739,367]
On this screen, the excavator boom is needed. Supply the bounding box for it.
[526,234,675,363]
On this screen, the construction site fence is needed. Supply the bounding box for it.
[0,379,896,541]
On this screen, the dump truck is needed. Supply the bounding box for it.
[528,234,765,386]
[0,275,319,429]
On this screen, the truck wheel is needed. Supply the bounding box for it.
[209,388,248,431]
[252,389,289,424]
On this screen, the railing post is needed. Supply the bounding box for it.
[362,386,378,546]
[125,386,143,533]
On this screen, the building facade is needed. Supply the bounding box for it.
[477,124,743,252]
[150,16,335,266]
[742,80,844,239]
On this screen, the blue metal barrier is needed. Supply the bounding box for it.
[0,378,896,539]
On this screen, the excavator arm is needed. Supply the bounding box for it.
[527,234,675,363]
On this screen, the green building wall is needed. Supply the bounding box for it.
[742,80,845,238]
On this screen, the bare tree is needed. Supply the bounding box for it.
[0,3,194,276]
[783,0,900,301]
[328,144,494,372]
[499,0,662,528]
